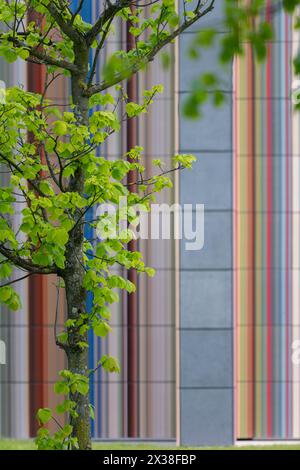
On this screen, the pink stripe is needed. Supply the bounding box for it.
[285,13,290,437]
[233,57,238,440]
[266,0,273,438]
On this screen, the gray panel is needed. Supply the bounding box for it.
[178,0,233,447]
[180,34,232,92]
[180,388,233,446]
[181,211,232,270]
[181,153,232,210]
[180,271,232,328]
[179,97,232,152]
[180,330,232,388]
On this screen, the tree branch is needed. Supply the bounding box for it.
[85,0,216,96]
[28,46,79,73]
[0,273,32,288]
[71,0,85,24]
[86,0,131,46]
[88,15,115,86]
[4,35,79,73]
[0,245,57,275]
[42,1,84,44]
[0,150,47,198]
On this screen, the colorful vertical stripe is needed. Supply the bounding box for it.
[234,1,297,439]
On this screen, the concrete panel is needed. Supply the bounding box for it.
[178,0,233,447]
[180,33,232,92]
[179,97,232,152]
[180,388,233,446]
[181,211,232,270]
[180,270,232,328]
[180,329,232,388]
[180,153,232,210]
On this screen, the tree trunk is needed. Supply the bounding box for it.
[64,269,91,450]
[62,44,91,450]
[63,174,91,450]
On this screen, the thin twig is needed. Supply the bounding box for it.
[0,272,32,288]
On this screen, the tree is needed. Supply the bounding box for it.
[0,0,299,451]
[0,0,213,450]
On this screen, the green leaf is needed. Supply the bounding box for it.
[89,404,95,420]
[55,228,69,246]
[37,408,52,425]
[195,29,216,48]
[18,48,30,60]
[99,306,111,320]
[8,293,21,311]
[89,93,114,108]
[32,251,53,267]
[62,424,73,437]
[39,181,55,196]
[0,286,21,310]
[168,12,179,27]
[56,399,74,415]
[283,0,300,12]
[0,287,12,302]
[54,381,69,395]
[0,47,18,63]
[93,321,112,338]
[76,380,89,396]
[57,332,68,344]
[101,355,121,374]
[126,102,145,118]
[145,267,156,278]
[0,263,13,279]
[173,154,197,169]
[53,121,68,136]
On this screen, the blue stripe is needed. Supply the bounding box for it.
[94,0,103,438]
[73,0,98,438]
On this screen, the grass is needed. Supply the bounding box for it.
[1,440,300,450]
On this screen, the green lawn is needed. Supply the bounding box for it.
[1,440,300,450]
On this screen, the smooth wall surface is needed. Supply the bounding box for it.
[179,0,234,446]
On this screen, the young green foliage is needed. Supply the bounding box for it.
[0,0,216,451]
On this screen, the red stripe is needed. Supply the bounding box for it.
[127,13,139,438]
[27,11,47,436]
